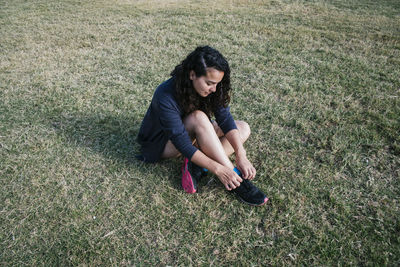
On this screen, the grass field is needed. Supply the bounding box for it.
[1,0,399,265]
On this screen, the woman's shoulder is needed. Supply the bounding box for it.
[154,77,175,97]
[153,77,179,108]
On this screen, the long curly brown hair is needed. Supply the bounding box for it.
[170,46,232,118]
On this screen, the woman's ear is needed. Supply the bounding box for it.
[189,70,195,81]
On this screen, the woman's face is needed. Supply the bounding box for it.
[190,68,224,98]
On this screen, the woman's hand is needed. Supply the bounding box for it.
[215,165,243,191]
[236,153,256,180]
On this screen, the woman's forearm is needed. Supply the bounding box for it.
[190,150,223,175]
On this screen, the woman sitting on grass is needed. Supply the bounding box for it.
[137,45,268,206]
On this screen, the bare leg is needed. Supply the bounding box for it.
[212,120,251,157]
[184,111,233,168]
[162,111,250,168]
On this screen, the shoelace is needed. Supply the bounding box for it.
[240,179,258,194]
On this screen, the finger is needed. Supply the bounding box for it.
[228,182,235,190]
[249,168,255,180]
[248,169,253,179]
[233,178,241,187]
[246,168,252,179]
[242,168,249,179]
[226,183,232,191]
[236,174,243,183]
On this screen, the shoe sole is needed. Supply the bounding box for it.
[181,158,196,194]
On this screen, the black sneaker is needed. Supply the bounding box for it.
[181,158,203,194]
[232,179,268,206]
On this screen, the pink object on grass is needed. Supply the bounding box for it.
[181,158,196,194]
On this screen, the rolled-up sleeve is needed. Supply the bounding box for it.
[214,105,237,134]
[156,97,198,160]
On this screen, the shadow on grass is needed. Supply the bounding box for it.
[49,112,183,190]
[51,113,142,163]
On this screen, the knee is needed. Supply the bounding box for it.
[185,110,212,131]
[236,120,251,141]
[190,110,209,124]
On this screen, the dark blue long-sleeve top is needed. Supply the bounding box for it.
[137,77,237,163]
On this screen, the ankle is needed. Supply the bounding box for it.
[233,167,241,176]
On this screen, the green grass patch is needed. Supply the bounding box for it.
[1,0,399,265]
